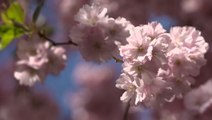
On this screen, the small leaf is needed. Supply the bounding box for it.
[0,24,25,50]
[0,28,15,50]
[1,13,11,24]
[33,0,45,23]
[0,25,10,35]
[0,1,26,50]
[1,2,25,24]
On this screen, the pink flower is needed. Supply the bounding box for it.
[119,26,153,63]
[150,33,171,67]
[117,24,209,106]
[100,17,130,45]
[122,61,158,80]
[140,22,166,39]
[16,38,49,70]
[71,25,116,62]
[71,4,134,62]
[14,64,46,86]
[167,48,201,77]
[116,73,146,105]
[74,4,108,26]
[139,22,171,67]
[46,46,67,75]
[14,37,67,86]
[169,26,209,56]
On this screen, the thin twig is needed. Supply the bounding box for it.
[38,32,78,46]
[112,56,123,63]
[123,100,131,120]
[68,37,78,46]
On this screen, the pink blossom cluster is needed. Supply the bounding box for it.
[70,4,131,62]
[14,36,67,86]
[12,2,209,111]
[58,1,211,108]
[1,0,212,119]
[116,22,209,106]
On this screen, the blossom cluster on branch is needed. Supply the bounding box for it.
[70,4,131,62]
[14,36,67,86]
[116,22,209,106]
[10,2,210,117]
[65,3,208,106]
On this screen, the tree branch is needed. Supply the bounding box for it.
[38,32,78,46]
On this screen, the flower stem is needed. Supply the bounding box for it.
[112,56,123,63]
[123,100,131,120]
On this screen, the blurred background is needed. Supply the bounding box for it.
[0,0,212,120]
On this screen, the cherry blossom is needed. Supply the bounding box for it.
[74,4,108,26]
[70,4,131,62]
[14,37,67,86]
[71,25,116,62]
[119,26,153,63]
[8,2,210,116]
[116,24,208,106]
[14,64,46,86]
[116,73,146,105]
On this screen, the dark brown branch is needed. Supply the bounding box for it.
[38,32,78,46]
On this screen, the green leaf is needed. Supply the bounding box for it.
[0,1,26,50]
[0,25,10,35]
[0,28,15,49]
[1,13,11,24]
[1,2,25,24]
[33,0,45,23]
[0,24,25,50]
